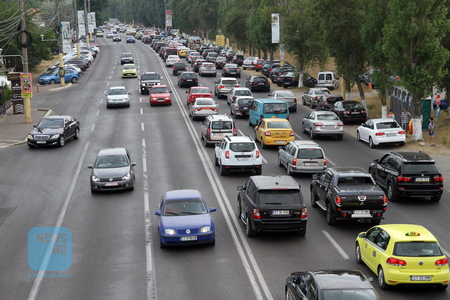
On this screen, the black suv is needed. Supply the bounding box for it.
[369,151,444,202]
[237,175,307,237]
[138,72,162,94]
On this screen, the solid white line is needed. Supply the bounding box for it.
[158,59,272,300]
[237,129,268,164]
[141,122,145,132]
[142,138,157,299]
[91,123,95,132]
[321,230,350,260]
[27,142,90,300]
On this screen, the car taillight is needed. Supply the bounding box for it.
[294,98,297,103]
[383,195,387,206]
[225,151,229,159]
[324,159,327,166]
[335,196,341,207]
[343,111,350,115]
[211,108,218,111]
[361,110,366,114]
[314,122,323,126]
[219,85,224,89]
[290,131,295,136]
[195,108,201,111]
[265,82,269,84]
[314,96,318,100]
[398,131,406,134]
[264,131,271,136]
[255,150,260,158]
[436,258,448,266]
[233,128,237,136]
[195,78,198,82]
[375,132,385,136]
[338,122,343,126]
[292,158,297,165]
[207,128,211,137]
[300,207,307,219]
[387,257,407,266]
[397,175,411,182]
[180,78,185,82]
[173,67,176,70]
[252,209,261,219]
[433,174,444,182]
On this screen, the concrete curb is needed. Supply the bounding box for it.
[48,83,73,92]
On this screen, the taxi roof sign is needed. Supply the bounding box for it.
[405,231,420,236]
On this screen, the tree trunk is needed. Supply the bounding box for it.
[356,81,368,118]
[411,93,423,141]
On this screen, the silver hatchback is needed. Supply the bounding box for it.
[278,140,327,174]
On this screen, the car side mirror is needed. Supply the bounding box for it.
[358,233,366,238]
[210,208,216,213]
[131,162,137,166]
[237,185,245,191]
[312,174,319,180]
[155,211,161,216]
[87,165,93,169]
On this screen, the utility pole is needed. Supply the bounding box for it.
[73,0,80,58]
[84,0,89,44]
[20,0,31,123]
[55,0,65,86]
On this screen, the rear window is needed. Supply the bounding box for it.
[317,114,339,120]
[222,79,238,85]
[263,103,287,114]
[235,90,252,96]
[253,77,267,83]
[376,122,400,129]
[258,190,301,205]
[193,88,210,94]
[229,142,255,152]
[238,99,253,105]
[394,242,442,257]
[327,97,343,103]
[297,149,324,159]
[322,289,379,300]
[211,121,233,129]
[337,176,373,184]
[267,121,290,129]
[196,99,214,105]
[343,102,363,109]
[403,162,439,174]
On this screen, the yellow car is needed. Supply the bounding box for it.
[177,47,189,58]
[121,64,137,78]
[355,224,449,290]
[254,118,295,148]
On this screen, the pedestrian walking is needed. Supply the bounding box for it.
[387,110,395,119]
[428,117,435,144]
[400,107,412,133]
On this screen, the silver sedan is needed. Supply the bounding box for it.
[199,62,217,77]
[189,97,219,120]
[302,111,344,140]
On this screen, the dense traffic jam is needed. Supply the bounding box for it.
[34,22,447,298]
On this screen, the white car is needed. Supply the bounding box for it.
[227,87,252,105]
[242,56,259,70]
[105,86,130,108]
[189,97,218,120]
[166,55,181,67]
[214,136,262,176]
[357,118,406,148]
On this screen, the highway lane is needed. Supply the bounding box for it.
[0,34,448,300]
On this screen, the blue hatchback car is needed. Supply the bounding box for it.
[155,189,216,248]
[38,68,79,85]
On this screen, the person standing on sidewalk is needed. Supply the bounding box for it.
[388,110,395,119]
[428,117,435,144]
[400,107,412,133]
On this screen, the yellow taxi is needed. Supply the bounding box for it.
[355,224,449,290]
[177,47,189,58]
[121,64,137,78]
[254,117,295,148]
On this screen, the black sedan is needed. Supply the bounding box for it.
[330,100,367,124]
[88,148,136,193]
[245,75,270,92]
[27,115,80,148]
[178,72,199,88]
[222,63,241,78]
[285,269,380,299]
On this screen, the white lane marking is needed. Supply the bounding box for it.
[96,110,100,117]
[142,138,157,300]
[321,230,350,260]
[91,123,95,132]
[106,82,110,86]
[141,122,145,132]
[326,157,336,167]
[295,133,302,139]
[237,129,267,164]
[140,108,143,115]
[27,142,91,300]
[158,58,272,300]
[109,76,112,80]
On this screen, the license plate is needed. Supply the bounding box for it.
[304,162,317,166]
[386,133,396,137]
[105,182,119,187]
[351,111,360,114]
[186,79,193,81]
[236,157,249,161]
[410,276,432,281]
[272,210,289,215]
[258,83,264,85]
[353,210,370,214]
[324,125,335,128]
[36,141,46,144]
[275,141,285,144]
[180,236,197,241]
[230,72,236,74]
[415,177,430,182]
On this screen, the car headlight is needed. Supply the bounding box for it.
[164,229,176,235]
[200,226,211,233]
[50,134,60,139]
[27,134,34,140]
[91,175,100,182]
[122,173,131,180]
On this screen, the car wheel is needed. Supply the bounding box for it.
[302,98,306,105]
[220,163,228,176]
[378,267,389,290]
[356,130,361,141]
[369,137,376,148]
[431,196,441,202]
[214,90,217,96]
[355,243,363,264]
[337,134,343,140]
[50,79,56,85]
[214,156,219,166]
[74,128,80,140]
[248,118,253,126]
[159,237,167,249]
[436,284,448,291]
[58,135,65,147]
[27,143,35,149]
[310,189,319,208]
[245,214,256,237]
[302,123,307,134]
[326,201,337,225]
[71,77,77,83]
[399,141,405,146]
[310,128,316,139]
[387,182,397,202]
[254,167,262,175]
[129,184,134,191]
[260,138,267,149]
[236,198,242,219]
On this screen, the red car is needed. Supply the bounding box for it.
[149,85,172,106]
[254,59,266,72]
[186,86,213,105]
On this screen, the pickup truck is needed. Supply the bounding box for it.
[310,167,387,225]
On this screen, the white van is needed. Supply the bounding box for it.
[317,71,339,90]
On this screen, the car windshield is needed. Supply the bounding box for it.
[235,90,251,96]
[141,74,160,80]
[43,70,57,76]
[151,87,169,93]
[376,121,400,129]
[337,176,373,184]
[226,64,238,68]
[394,242,442,257]
[38,118,64,128]
[163,199,207,216]
[297,149,324,159]
[94,155,129,168]
[122,53,132,57]
[123,65,135,69]
[108,88,127,95]
[193,88,210,94]
[229,142,255,152]
[321,289,379,300]
[196,99,214,106]
[344,102,363,109]
[267,121,290,129]
[317,114,339,120]
[258,190,300,205]
[222,79,238,85]
[263,103,287,114]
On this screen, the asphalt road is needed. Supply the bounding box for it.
[0,34,449,300]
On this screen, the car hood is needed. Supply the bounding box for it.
[93,167,130,178]
[30,127,62,135]
[160,214,212,229]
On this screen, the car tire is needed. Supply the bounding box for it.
[254,167,262,175]
[71,77,77,83]
[159,237,167,249]
[326,201,337,225]
[377,267,389,290]
[431,195,441,202]
[220,163,228,176]
[245,214,256,237]
[355,243,363,264]
[436,284,448,291]
[302,123,307,134]
[387,182,397,202]
[27,143,35,149]
[50,79,56,85]
[260,139,267,149]
[356,130,361,141]
[236,198,242,219]
[310,189,319,208]
[337,134,343,140]
[369,137,376,148]
[399,141,405,146]
[74,128,80,140]
[310,128,316,139]
[248,119,253,126]
[58,135,65,147]
[302,98,306,105]
[214,156,219,166]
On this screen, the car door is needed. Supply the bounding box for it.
[315,171,331,206]
[303,113,314,132]
[279,143,292,167]
[374,154,393,189]
[255,120,265,143]
[360,227,382,272]
[63,117,75,138]
[359,120,371,142]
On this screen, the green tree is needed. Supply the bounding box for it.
[383,0,449,141]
